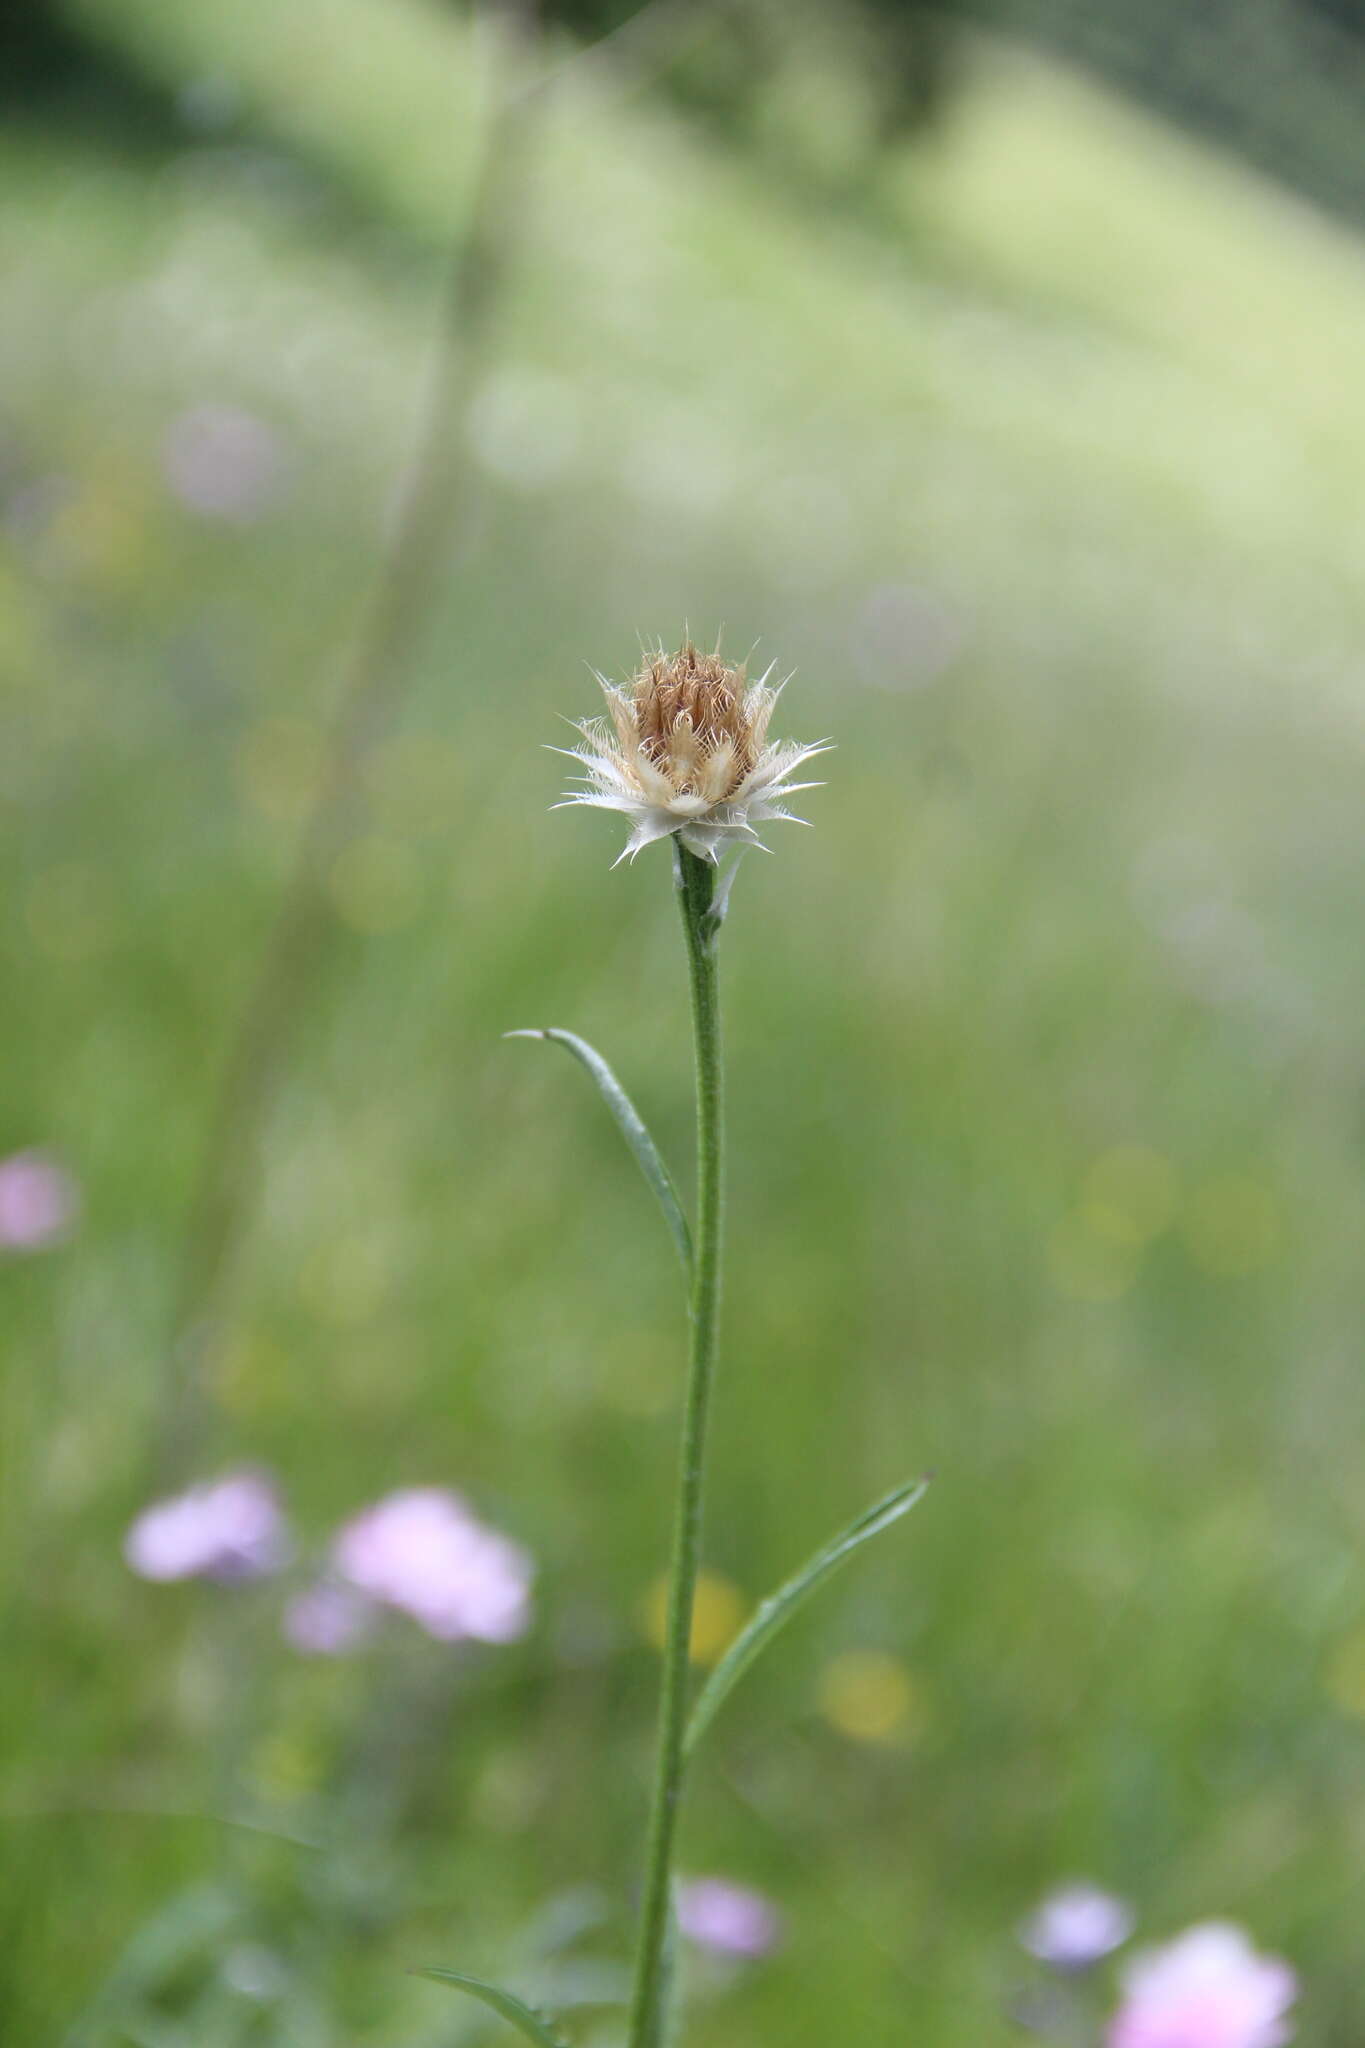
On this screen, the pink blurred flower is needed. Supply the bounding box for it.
[0,1149,79,1251]
[125,1470,287,1583]
[1109,1924,1297,2048]
[1021,1883,1135,1971]
[161,404,286,522]
[332,1488,533,1644]
[283,1580,375,1656]
[676,1878,782,1960]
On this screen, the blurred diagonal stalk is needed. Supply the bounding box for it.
[155,3,544,1482]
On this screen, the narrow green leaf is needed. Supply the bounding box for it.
[505,1028,692,1275]
[683,1476,931,1760]
[416,1968,572,2048]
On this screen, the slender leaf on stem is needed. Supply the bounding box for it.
[705,849,748,937]
[505,1028,692,1274]
[416,1968,572,2048]
[683,1476,931,1760]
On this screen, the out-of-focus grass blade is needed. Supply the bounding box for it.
[62,1881,241,2045]
[416,1968,572,2047]
[683,1476,931,1760]
[506,1028,693,1275]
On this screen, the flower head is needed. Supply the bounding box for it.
[1108,1924,1297,2048]
[162,403,286,523]
[1020,1882,1135,1972]
[558,640,829,864]
[283,1580,375,1655]
[125,1469,288,1583]
[676,1878,783,1959]
[0,1149,79,1252]
[332,1487,533,1644]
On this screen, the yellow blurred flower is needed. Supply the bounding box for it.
[818,1649,922,1745]
[641,1570,746,1666]
[1082,1145,1178,1246]
[53,459,156,594]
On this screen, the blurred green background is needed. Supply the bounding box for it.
[5,1,1365,2041]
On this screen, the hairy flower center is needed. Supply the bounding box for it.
[632,645,756,799]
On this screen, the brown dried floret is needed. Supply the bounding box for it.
[630,643,756,797]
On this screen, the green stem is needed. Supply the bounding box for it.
[628,841,725,2048]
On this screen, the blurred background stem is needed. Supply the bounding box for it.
[155,2,543,1485]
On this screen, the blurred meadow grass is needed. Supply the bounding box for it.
[5,1,1365,2041]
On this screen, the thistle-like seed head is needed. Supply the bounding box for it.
[557,639,829,865]
[629,644,758,800]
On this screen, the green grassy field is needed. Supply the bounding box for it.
[6,4,1365,2041]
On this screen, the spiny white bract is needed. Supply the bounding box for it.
[556,641,829,864]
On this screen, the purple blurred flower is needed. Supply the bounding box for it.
[125,1470,288,1583]
[162,404,286,523]
[676,1878,782,1960]
[283,1580,375,1656]
[0,1149,79,1251]
[332,1488,533,1644]
[1020,1883,1135,1972]
[851,581,964,693]
[1109,1924,1297,2048]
